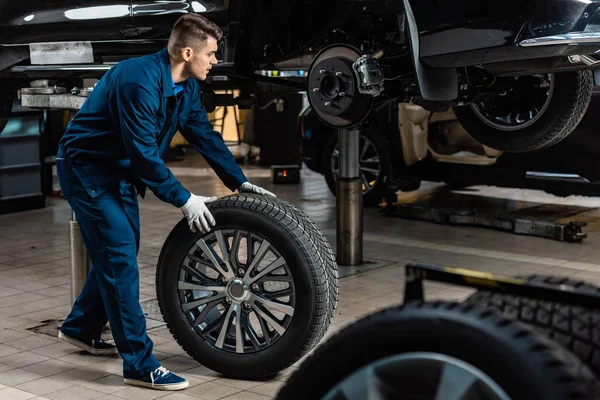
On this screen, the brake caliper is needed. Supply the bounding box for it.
[352,50,385,97]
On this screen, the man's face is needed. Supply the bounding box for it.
[184,37,218,81]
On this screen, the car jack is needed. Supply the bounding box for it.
[381,200,589,243]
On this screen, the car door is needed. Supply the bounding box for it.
[0,0,137,45]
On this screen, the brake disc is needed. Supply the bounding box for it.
[307,45,373,129]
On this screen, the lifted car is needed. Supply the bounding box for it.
[301,89,600,206]
[2,0,600,153]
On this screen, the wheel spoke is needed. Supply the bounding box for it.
[361,167,380,175]
[434,362,478,400]
[216,304,240,349]
[262,288,294,300]
[256,312,272,345]
[182,265,213,285]
[235,305,244,353]
[335,366,388,400]
[186,254,215,270]
[362,156,380,163]
[251,302,286,335]
[243,315,262,350]
[251,293,294,317]
[247,257,286,285]
[246,234,254,266]
[256,275,293,284]
[244,240,271,279]
[361,173,370,190]
[215,230,234,274]
[198,239,235,280]
[181,290,226,312]
[203,313,225,335]
[360,140,370,159]
[230,230,242,268]
[191,299,222,327]
[178,281,226,292]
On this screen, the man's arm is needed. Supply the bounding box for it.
[108,82,191,207]
[179,82,248,191]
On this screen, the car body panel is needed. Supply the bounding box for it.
[0,0,138,45]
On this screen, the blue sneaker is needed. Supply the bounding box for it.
[58,331,118,356]
[124,366,189,391]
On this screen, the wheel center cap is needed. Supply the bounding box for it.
[228,279,248,300]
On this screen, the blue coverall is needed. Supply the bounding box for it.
[55,47,248,379]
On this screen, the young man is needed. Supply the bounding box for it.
[55,13,274,391]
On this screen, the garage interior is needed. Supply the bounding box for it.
[3,2,600,396]
[1,82,600,399]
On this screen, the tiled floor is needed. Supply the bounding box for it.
[1,152,600,399]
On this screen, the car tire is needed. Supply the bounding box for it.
[453,71,593,153]
[276,301,600,400]
[156,194,337,379]
[464,274,600,377]
[322,126,388,207]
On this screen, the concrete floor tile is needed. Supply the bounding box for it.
[185,381,241,400]
[0,387,37,400]
[15,377,75,396]
[22,359,79,377]
[0,369,45,386]
[247,381,286,397]
[80,375,128,395]
[0,351,50,368]
[4,336,58,351]
[44,385,106,400]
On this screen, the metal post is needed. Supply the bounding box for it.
[336,128,363,266]
[20,90,92,304]
[69,210,91,304]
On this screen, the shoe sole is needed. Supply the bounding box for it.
[124,378,189,391]
[58,331,118,356]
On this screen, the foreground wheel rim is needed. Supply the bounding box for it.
[177,229,296,354]
[471,73,554,132]
[322,352,511,400]
[331,134,381,194]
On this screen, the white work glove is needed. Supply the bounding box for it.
[238,182,276,197]
[180,194,217,233]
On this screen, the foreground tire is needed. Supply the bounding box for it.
[277,301,600,400]
[464,275,600,377]
[156,194,338,379]
[454,71,593,153]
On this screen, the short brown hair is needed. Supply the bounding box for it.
[167,14,223,54]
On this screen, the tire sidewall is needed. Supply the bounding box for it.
[157,208,319,374]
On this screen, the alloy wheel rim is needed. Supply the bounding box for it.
[177,229,296,354]
[322,352,511,400]
[331,134,381,194]
[470,73,555,132]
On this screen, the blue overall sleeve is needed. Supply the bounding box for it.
[108,83,191,208]
[179,83,248,191]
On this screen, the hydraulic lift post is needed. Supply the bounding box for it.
[336,128,363,266]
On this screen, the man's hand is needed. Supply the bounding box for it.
[180,194,217,233]
[238,182,276,197]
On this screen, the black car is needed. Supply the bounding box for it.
[2,0,600,154]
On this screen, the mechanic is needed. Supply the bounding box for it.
[54,13,275,391]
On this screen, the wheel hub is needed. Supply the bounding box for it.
[227,278,249,301]
[309,58,355,117]
[307,45,373,129]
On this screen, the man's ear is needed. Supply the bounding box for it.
[182,47,193,61]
